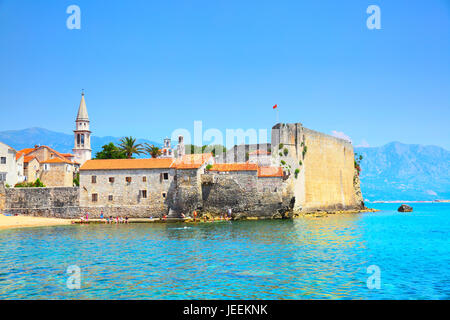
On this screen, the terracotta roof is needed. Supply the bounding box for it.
[16,152,24,160]
[209,163,258,172]
[80,158,174,171]
[41,158,74,164]
[257,166,283,177]
[18,146,74,163]
[171,153,213,169]
[249,150,271,156]
[18,148,36,155]
[24,155,38,163]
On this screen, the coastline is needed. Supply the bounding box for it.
[0,214,74,230]
[0,208,380,230]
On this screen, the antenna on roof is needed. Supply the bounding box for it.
[81,88,85,96]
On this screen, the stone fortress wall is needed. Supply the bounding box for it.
[0,123,364,219]
[2,186,80,218]
[271,123,362,212]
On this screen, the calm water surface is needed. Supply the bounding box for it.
[0,203,449,299]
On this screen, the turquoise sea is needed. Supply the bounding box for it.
[0,203,449,299]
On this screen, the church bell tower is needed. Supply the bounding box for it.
[73,91,92,166]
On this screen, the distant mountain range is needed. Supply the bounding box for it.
[0,127,160,157]
[355,142,450,201]
[1,128,448,201]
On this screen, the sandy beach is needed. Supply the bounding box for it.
[0,214,73,230]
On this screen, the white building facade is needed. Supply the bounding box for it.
[0,142,24,186]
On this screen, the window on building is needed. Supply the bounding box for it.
[81,134,85,146]
[92,176,97,183]
[142,176,147,182]
[162,192,167,199]
[92,193,98,202]
[0,173,6,181]
[126,177,132,183]
[141,190,147,198]
[77,134,81,146]
[0,157,6,164]
[108,195,113,201]
[163,172,169,180]
[109,177,115,183]
[44,164,50,171]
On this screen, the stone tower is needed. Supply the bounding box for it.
[176,135,185,158]
[73,91,92,166]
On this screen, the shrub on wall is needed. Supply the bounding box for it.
[15,179,46,188]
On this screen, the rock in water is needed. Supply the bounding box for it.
[398,204,413,212]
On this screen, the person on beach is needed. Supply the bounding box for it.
[193,210,197,222]
[100,211,104,220]
[181,212,185,218]
[125,216,128,224]
[109,216,113,224]
[115,216,119,224]
[227,208,232,219]
[163,214,167,221]
[85,212,89,222]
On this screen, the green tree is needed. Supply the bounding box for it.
[95,143,127,159]
[185,144,226,157]
[73,172,80,186]
[118,136,144,159]
[144,143,162,158]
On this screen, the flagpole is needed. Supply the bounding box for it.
[276,106,279,123]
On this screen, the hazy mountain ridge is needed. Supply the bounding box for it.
[0,127,161,157]
[1,128,448,200]
[355,142,450,201]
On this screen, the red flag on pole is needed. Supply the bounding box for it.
[273,104,277,109]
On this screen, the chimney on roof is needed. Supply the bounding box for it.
[34,145,39,148]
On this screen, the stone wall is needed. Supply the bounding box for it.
[302,128,359,211]
[201,173,291,218]
[40,163,75,187]
[271,123,364,212]
[3,187,80,218]
[0,182,5,211]
[79,168,175,216]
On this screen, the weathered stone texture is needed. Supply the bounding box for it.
[79,168,174,216]
[201,173,291,218]
[302,128,359,211]
[271,123,364,212]
[4,187,80,218]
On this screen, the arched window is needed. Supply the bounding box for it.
[77,134,81,146]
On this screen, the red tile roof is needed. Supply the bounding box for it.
[41,158,74,164]
[80,158,174,171]
[209,163,258,172]
[23,155,38,163]
[171,153,213,169]
[257,166,283,177]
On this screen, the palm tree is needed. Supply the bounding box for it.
[144,143,162,158]
[118,136,144,159]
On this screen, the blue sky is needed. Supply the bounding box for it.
[0,0,449,148]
